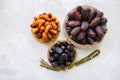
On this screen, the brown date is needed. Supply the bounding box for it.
[66,21,81,27]
[81,21,89,31]
[88,9,97,22]
[68,9,82,20]
[90,17,101,28]
[87,37,94,44]
[77,6,82,12]
[100,25,107,33]
[81,8,90,20]
[96,11,103,17]
[99,18,107,26]
[77,32,86,40]
[88,28,96,38]
[70,27,81,37]
[95,26,104,38]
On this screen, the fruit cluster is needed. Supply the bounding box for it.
[65,6,107,45]
[48,41,76,68]
[31,13,60,42]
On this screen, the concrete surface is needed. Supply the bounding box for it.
[0,0,120,80]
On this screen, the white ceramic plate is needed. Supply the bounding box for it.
[0,0,120,80]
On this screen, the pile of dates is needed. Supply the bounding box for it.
[48,41,76,68]
[65,6,107,45]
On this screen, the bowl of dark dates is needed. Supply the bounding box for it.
[64,5,108,48]
[48,40,76,69]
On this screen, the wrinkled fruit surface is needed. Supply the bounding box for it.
[31,13,60,42]
[48,41,76,68]
[65,6,108,45]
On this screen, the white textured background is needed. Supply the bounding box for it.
[0,0,120,80]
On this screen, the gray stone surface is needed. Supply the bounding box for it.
[0,0,120,80]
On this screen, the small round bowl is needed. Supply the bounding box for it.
[31,13,60,43]
[47,40,77,69]
[64,5,107,48]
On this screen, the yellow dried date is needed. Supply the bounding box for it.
[31,13,60,42]
[42,15,50,21]
[32,28,39,34]
[51,22,57,29]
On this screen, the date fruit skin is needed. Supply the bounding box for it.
[49,50,54,56]
[101,25,107,33]
[52,61,58,67]
[54,47,63,54]
[49,57,54,62]
[66,27,73,35]
[99,18,107,26]
[90,17,101,28]
[66,62,71,66]
[70,27,81,37]
[62,41,68,46]
[77,6,82,12]
[96,11,103,17]
[55,41,62,47]
[59,54,65,64]
[88,28,96,38]
[81,8,90,20]
[95,26,104,38]
[36,33,42,38]
[81,21,89,31]
[94,35,103,42]
[61,46,66,50]
[88,9,97,22]
[62,53,68,61]
[87,37,94,44]
[68,9,82,20]
[67,44,74,51]
[66,21,81,27]
[54,54,59,60]
[77,32,86,40]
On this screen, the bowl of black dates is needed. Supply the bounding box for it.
[48,40,76,69]
[64,5,108,48]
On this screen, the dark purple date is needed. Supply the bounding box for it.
[70,27,81,37]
